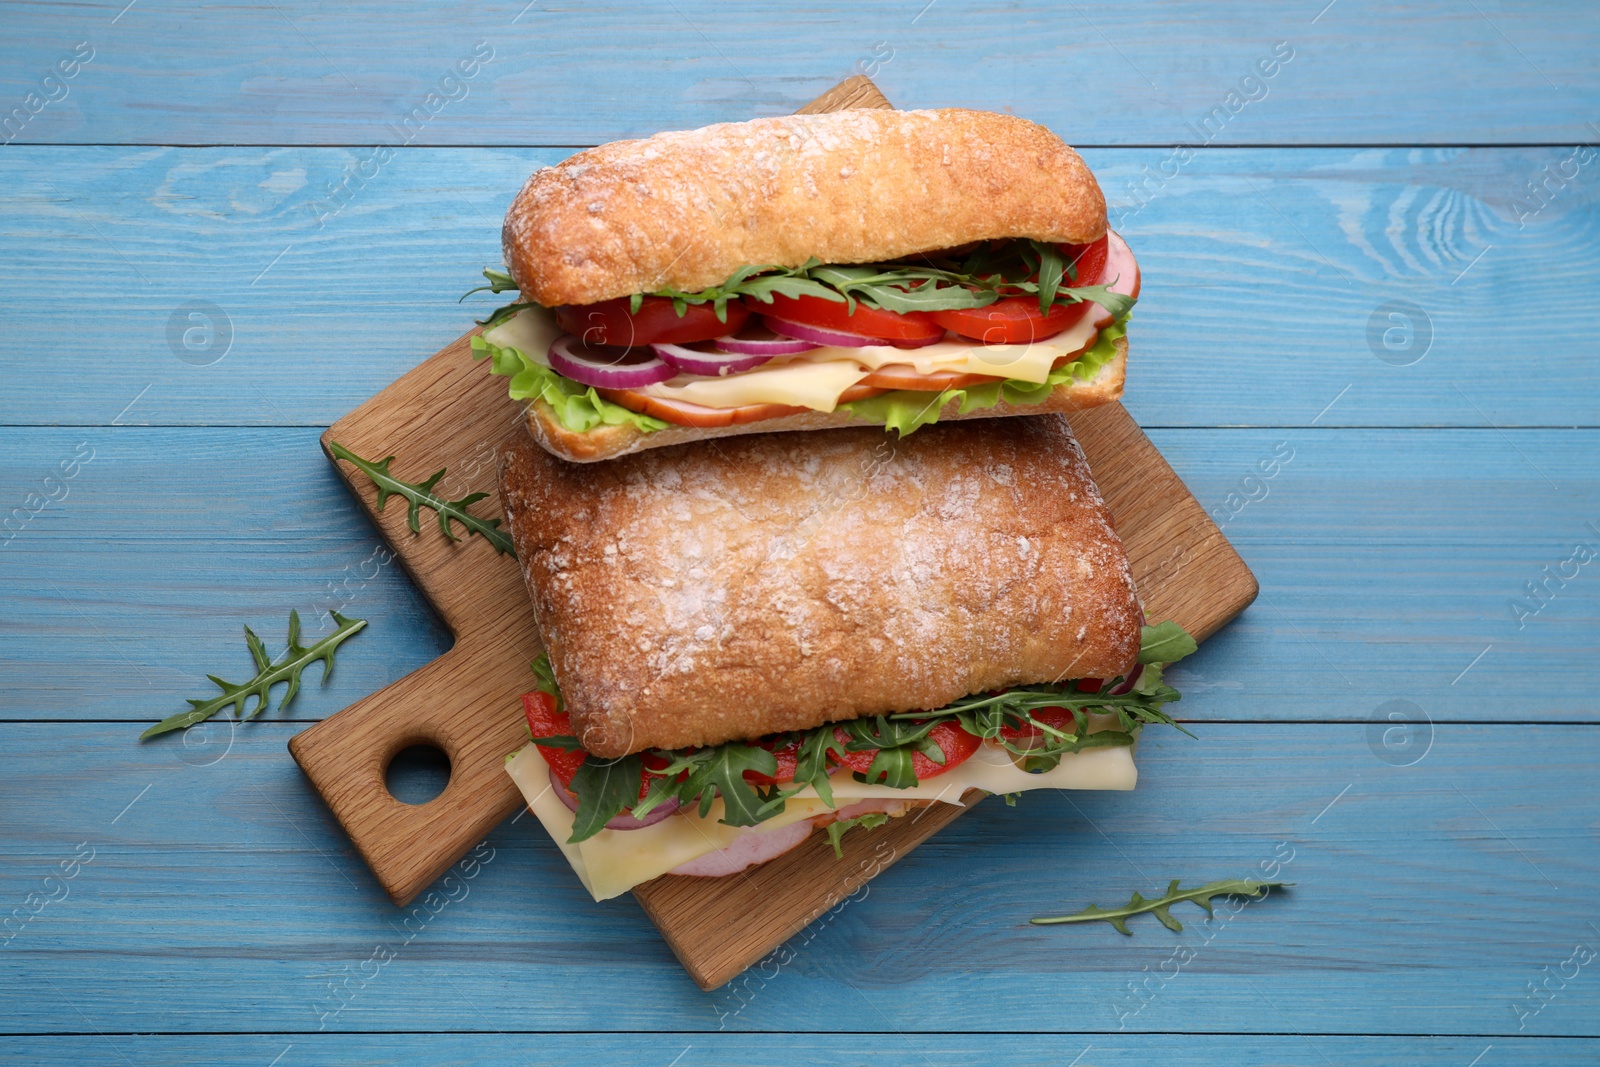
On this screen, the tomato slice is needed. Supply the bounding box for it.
[831,720,983,781]
[1062,235,1110,291]
[742,737,801,787]
[597,387,808,428]
[556,296,750,347]
[525,690,674,804]
[928,234,1117,344]
[999,706,1081,745]
[932,297,1093,345]
[753,293,944,344]
[858,365,1003,392]
[522,691,587,787]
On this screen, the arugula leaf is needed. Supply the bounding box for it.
[471,334,670,435]
[530,734,585,751]
[461,267,519,300]
[1031,879,1290,933]
[142,610,366,739]
[649,745,790,827]
[329,442,516,556]
[802,264,996,314]
[839,716,944,789]
[1032,240,1067,315]
[567,754,645,841]
[1139,620,1199,665]
[824,811,891,858]
[644,259,847,320]
[794,727,849,808]
[469,237,1140,328]
[477,301,544,331]
[531,655,563,710]
[529,622,1196,839]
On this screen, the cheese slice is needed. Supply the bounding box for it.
[793,314,1101,384]
[641,358,870,413]
[506,738,1137,901]
[482,307,560,365]
[482,307,1105,414]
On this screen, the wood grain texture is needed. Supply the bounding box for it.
[3,722,1598,1035]
[3,144,1595,429]
[4,1034,1595,1066]
[792,74,891,114]
[3,1,1596,145]
[3,0,1597,1052]
[287,333,535,907]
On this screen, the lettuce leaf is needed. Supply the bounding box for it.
[470,334,670,434]
[839,316,1128,436]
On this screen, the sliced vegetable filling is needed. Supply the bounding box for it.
[518,620,1194,844]
[468,233,1140,435]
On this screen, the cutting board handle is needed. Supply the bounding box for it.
[289,633,530,906]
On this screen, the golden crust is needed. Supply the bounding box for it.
[498,415,1140,758]
[524,337,1126,463]
[503,108,1106,308]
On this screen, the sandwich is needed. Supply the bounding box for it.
[468,108,1140,463]
[497,415,1194,901]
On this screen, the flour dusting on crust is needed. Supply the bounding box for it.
[498,416,1138,758]
[502,108,1107,308]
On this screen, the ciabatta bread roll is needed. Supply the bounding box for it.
[503,109,1106,307]
[473,106,1140,463]
[499,414,1140,758]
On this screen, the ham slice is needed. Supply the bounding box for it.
[666,798,921,877]
[668,819,813,877]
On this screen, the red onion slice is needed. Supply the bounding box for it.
[712,328,820,357]
[651,341,774,377]
[547,334,674,389]
[1107,662,1145,696]
[763,315,948,351]
[547,765,680,831]
[761,316,880,349]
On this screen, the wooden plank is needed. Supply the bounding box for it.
[284,331,535,909]
[6,426,1596,724]
[3,2,1596,145]
[3,1034,1595,1066]
[3,144,1597,429]
[3,722,1597,1035]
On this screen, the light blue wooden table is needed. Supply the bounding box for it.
[3,3,1598,1063]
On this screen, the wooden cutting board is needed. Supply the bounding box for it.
[288,75,1257,991]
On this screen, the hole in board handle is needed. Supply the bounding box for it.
[385,743,452,806]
